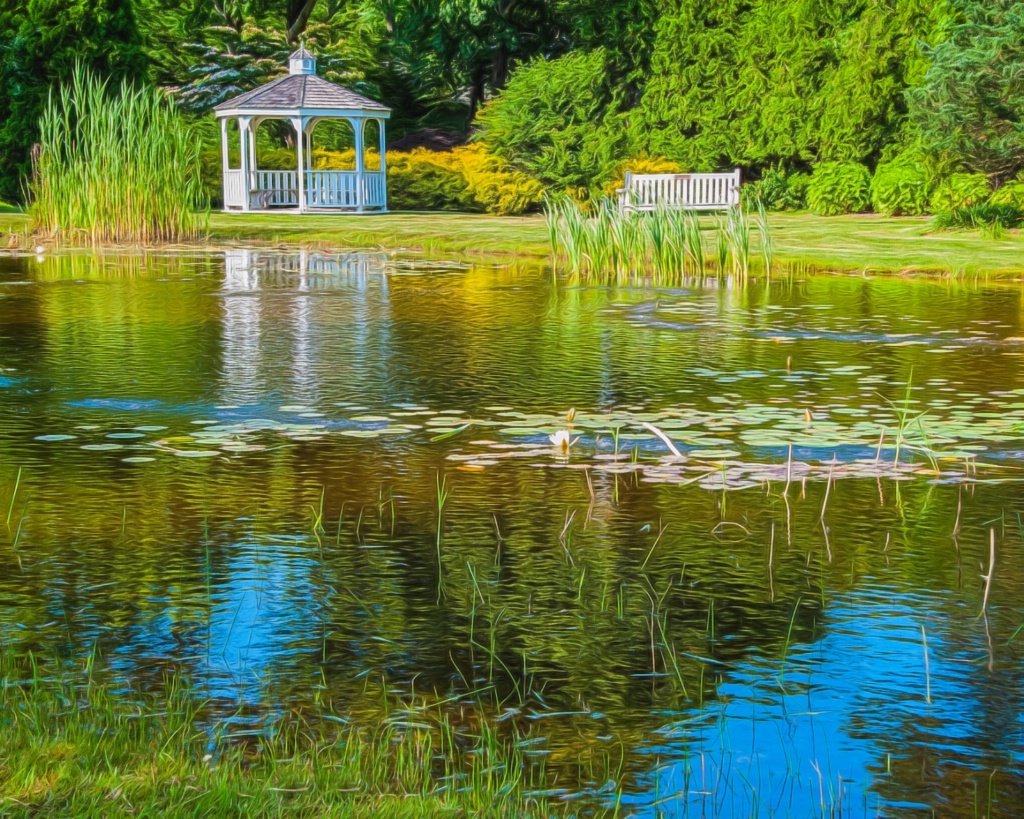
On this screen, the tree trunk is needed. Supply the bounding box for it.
[467,71,487,125]
[491,44,508,90]
[287,0,319,43]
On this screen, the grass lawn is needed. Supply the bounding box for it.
[4,208,1024,275]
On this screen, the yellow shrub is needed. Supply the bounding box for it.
[386,148,475,212]
[311,148,381,171]
[602,156,683,198]
[454,144,544,216]
[302,145,541,214]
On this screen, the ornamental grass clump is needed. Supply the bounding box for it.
[29,67,208,245]
[545,198,770,282]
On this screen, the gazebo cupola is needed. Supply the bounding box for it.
[214,46,391,214]
[289,45,316,75]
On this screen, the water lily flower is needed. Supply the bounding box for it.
[549,429,578,452]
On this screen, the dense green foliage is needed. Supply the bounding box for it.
[634,0,941,172]
[476,49,624,194]
[0,0,147,203]
[932,202,1023,231]
[908,0,1024,181]
[743,167,811,211]
[929,172,992,214]
[807,162,872,216]
[870,153,932,216]
[6,0,1024,224]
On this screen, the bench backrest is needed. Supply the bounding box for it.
[621,169,741,211]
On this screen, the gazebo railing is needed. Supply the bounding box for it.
[227,169,387,210]
[363,172,386,208]
[306,170,386,209]
[255,171,300,206]
[224,170,246,208]
[306,170,358,207]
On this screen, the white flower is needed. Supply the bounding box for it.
[549,429,577,452]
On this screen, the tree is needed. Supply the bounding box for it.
[0,0,147,203]
[634,0,943,174]
[476,48,625,193]
[908,0,1024,181]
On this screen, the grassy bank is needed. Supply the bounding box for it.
[4,208,1024,275]
[0,656,557,817]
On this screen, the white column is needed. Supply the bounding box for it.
[248,118,258,179]
[220,117,230,212]
[238,116,252,212]
[305,126,313,205]
[353,117,365,213]
[293,117,307,212]
[378,118,387,212]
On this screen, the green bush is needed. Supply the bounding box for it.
[932,202,1022,231]
[929,173,990,214]
[806,162,871,215]
[476,49,626,196]
[387,151,475,212]
[870,160,930,216]
[744,167,811,211]
[988,178,1024,209]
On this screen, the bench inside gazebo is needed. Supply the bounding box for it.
[214,47,391,214]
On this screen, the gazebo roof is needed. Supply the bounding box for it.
[215,74,390,114]
[214,47,390,115]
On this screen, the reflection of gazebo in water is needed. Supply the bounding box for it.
[222,248,388,290]
[214,47,390,213]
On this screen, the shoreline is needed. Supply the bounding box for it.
[4,210,1024,278]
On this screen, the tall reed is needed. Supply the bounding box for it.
[29,66,208,245]
[724,205,750,277]
[543,196,777,283]
[756,198,774,277]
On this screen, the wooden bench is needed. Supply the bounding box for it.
[617,169,741,213]
[249,188,298,209]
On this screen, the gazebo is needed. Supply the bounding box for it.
[214,47,391,213]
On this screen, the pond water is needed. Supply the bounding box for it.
[1,249,1023,815]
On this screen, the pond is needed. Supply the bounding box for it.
[1,248,1023,815]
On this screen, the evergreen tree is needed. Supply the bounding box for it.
[908,0,1024,181]
[634,0,942,174]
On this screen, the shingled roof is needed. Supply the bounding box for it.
[214,74,390,113]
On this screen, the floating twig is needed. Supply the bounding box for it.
[642,422,682,458]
